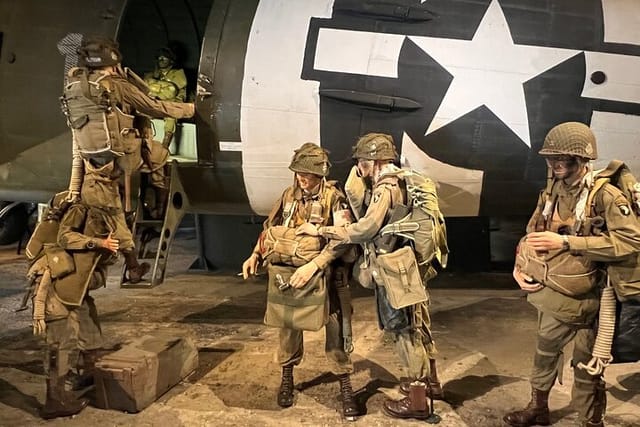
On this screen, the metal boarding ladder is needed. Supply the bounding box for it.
[120,122,202,288]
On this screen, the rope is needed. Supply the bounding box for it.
[578,284,616,375]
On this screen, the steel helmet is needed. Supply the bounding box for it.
[289,142,331,177]
[352,133,398,161]
[77,36,122,68]
[539,122,597,160]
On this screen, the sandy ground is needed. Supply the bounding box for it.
[0,233,638,427]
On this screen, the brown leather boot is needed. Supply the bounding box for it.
[71,349,108,390]
[337,373,359,421]
[383,380,431,420]
[151,187,169,219]
[503,388,551,427]
[399,359,444,400]
[123,250,150,284]
[277,365,294,408]
[41,351,88,419]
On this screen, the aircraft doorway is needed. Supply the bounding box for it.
[117,0,213,100]
[117,0,213,161]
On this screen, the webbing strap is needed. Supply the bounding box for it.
[267,293,326,307]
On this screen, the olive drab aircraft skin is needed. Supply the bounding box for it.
[1,0,640,268]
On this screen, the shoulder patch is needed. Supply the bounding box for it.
[616,197,631,216]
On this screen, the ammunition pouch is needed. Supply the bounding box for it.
[25,220,59,260]
[261,225,325,267]
[45,246,75,279]
[263,264,329,331]
[516,236,600,296]
[374,246,427,309]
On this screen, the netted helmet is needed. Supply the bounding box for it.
[77,36,122,68]
[539,122,597,160]
[352,133,398,161]
[289,143,331,177]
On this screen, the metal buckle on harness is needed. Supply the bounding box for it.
[275,274,290,291]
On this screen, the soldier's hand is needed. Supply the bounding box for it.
[242,253,260,279]
[100,233,119,253]
[185,103,196,118]
[513,266,543,293]
[526,231,563,251]
[290,261,319,288]
[295,222,319,237]
[33,318,46,336]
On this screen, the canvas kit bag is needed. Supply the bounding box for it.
[375,246,427,309]
[94,333,198,412]
[263,264,329,331]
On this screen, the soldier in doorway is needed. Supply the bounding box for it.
[144,46,188,149]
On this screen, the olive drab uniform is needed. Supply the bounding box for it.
[26,198,117,419]
[99,67,193,192]
[144,47,188,149]
[318,133,442,421]
[505,122,640,427]
[257,181,353,374]
[524,180,640,422]
[321,166,436,379]
[245,142,359,419]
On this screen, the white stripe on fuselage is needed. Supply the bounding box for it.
[241,0,335,216]
[602,0,640,45]
[591,111,640,176]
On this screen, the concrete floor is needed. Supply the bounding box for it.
[0,234,638,427]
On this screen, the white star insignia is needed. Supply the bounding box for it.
[409,0,580,146]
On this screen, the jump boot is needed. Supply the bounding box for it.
[503,388,550,427]
[337,373,359,421]
[123,250,150,284]
[41,350,88,419]
[71,349,106,390]
[151,187,169,220]
[399,358,445,400]
[581,380,606,427]
[383,380,431,420]
[277,365,295,408]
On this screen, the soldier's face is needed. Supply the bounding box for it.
[157,55,172,68]
[295,172,322,191]
[357,159,374,178]
[545,155,582,181]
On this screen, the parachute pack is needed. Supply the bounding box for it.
[60,67,134,160]
[586,160,640,301]
[379,169,449,276]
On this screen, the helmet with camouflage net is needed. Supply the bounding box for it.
[289,142,331,177]
[539,122,597,160]
[77,36,122,68]
[352,133,398,161]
